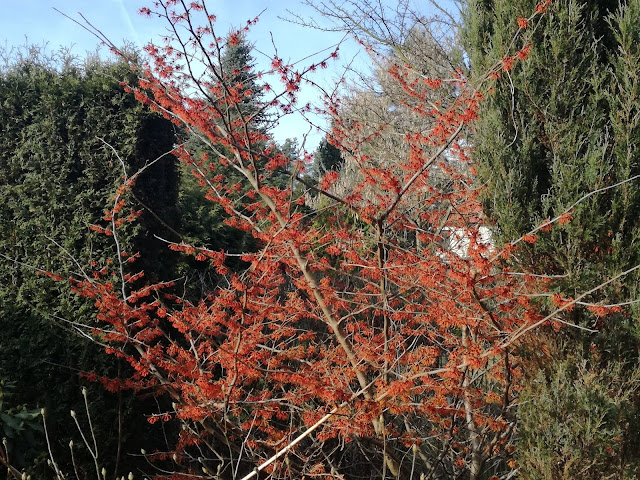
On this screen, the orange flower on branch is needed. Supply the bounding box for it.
[558,210,573,225]
[539,218,552,232]
[517,43,532,60]
[587,304,623,317]
[536,0,553,13]
[502,55,516,72]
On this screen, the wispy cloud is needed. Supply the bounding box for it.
[113,0,141,46]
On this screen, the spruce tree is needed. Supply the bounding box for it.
[463,0,640,476]
[176,32,268,296]
[219,32,267,128]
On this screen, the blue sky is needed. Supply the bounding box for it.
[1,0,364,149]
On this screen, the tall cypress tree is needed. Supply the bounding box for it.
[463,0,640,477]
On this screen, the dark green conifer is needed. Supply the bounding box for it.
[463,0,640,476]
[0,48,180,475]
[313,136,344,178]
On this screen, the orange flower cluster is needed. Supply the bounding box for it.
[51,0,563,478]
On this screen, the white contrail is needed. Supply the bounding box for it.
[115,0,141,46]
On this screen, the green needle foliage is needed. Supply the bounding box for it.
[463,0,640,476]
[313,136,344,180]
[0,46,180,476]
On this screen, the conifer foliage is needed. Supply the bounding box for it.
[464,0,640,477]
[0,50,181,473]
[40,1,582,478]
